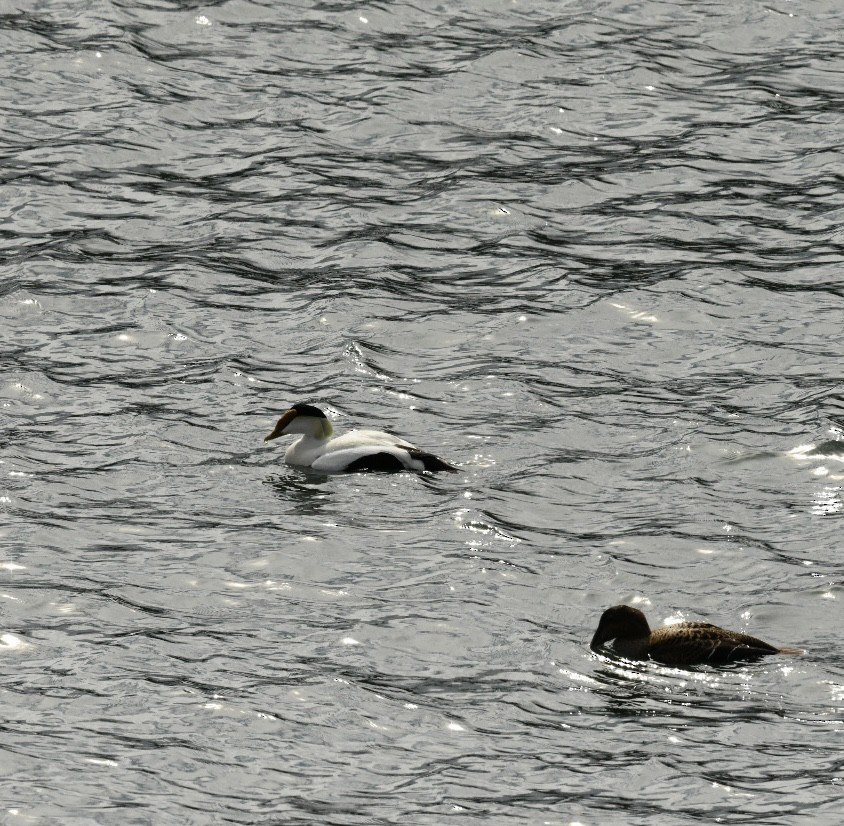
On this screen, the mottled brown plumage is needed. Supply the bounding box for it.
[590,605,802,666]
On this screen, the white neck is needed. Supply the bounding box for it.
[282,416,334,466]
[284,433,327,466]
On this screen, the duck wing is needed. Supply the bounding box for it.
[328,430,416,449]
[311,430,455,473]
[648,622,780,665]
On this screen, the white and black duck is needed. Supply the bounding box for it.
[264,403,457,474]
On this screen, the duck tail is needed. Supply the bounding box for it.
[407,449,458,473]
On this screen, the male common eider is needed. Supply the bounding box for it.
[264,403,457,474]
[590,605,802,666]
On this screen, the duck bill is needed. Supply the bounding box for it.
[264,409,297,442]
[590,630,609,651]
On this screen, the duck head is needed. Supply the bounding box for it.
[590,605,651,650]
[264,403,334,442]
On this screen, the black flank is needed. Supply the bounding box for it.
[345,452,407,473]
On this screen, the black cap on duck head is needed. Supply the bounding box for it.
[590,605,651,650]
[290,403,326,418]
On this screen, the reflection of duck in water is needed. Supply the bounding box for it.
[264,403,457,474]
[590,605,803,666]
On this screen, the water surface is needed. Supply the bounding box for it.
[1,0,843,823]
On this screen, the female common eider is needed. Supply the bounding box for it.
[264,403,457,474]
[590,605,802,666]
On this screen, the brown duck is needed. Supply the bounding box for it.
[590,605,803,666]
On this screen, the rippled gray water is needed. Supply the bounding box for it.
[2,0,843,823]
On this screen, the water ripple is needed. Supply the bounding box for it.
[1,0,842,822]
